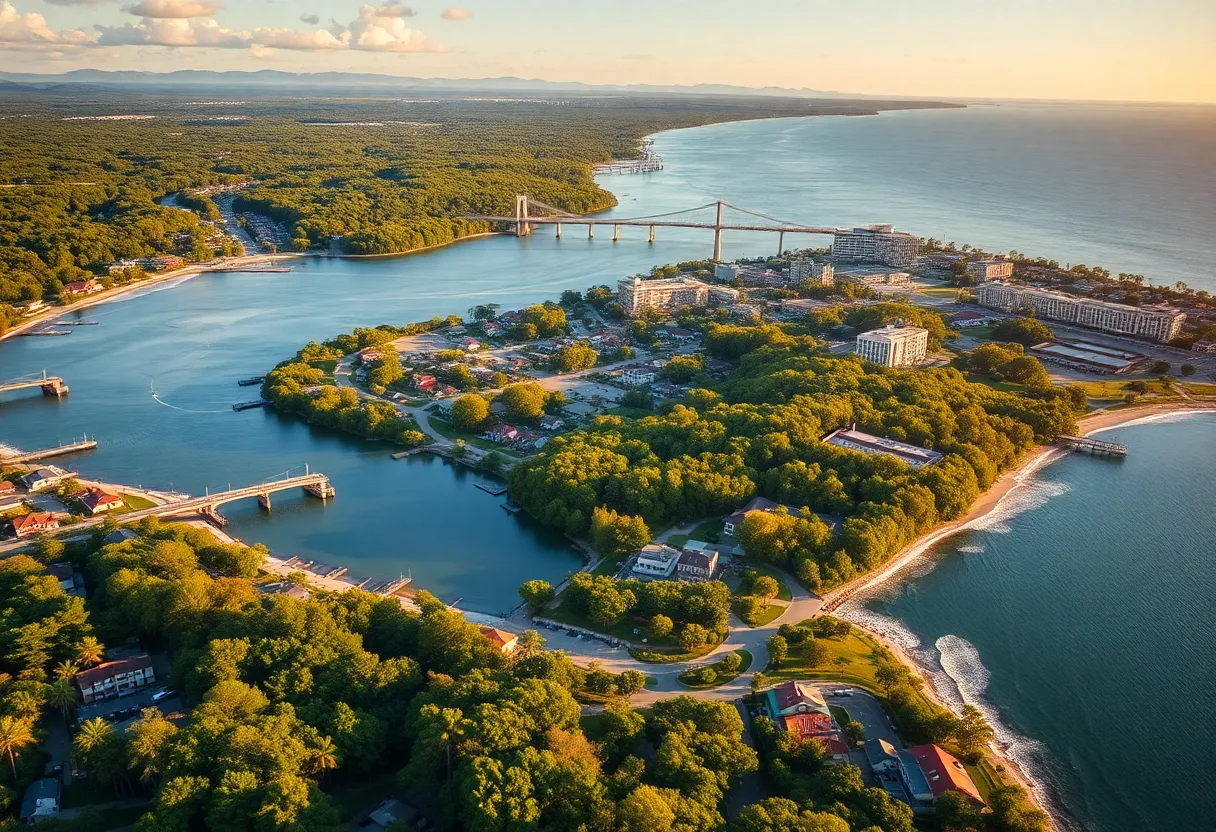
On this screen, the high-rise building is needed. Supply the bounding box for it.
[975,282,1185,343]
[617,276,710,317]
[967,258,1014,283]
[789,259,834,285]
[856,324,929,367]
[832,225,919,268]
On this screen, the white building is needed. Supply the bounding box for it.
[617,276,710,317]
[832,225,919,268]
[966,258,1014,283]
[975,282,1185,343]
[714,263,743,282]
[856,324,929,367]
[708,286,740,305]
[839,271,910,286]
[621,368,657,386]
[632,544,680,578]
[789,259,834,285]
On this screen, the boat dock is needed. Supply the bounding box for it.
[0,438,97,464]
[232,399,270,412]
[1056,435,1128,457]
[501,501,522,515]
[237,376,266,387]
[474,481,508,496]
[21,329,71,337]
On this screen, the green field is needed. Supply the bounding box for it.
[763,622,884,690]
[678,649,753,688]
[731,598,787,628]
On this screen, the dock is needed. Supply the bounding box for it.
[474,481,508,496]
[53,321,98,326]
[232,400,270,412]
[237,376,266,387]
[21,329,71,337]
[501,502,522,515]
[0,438,97,465]
[0,372,69,398]
[1056,435,1128,457]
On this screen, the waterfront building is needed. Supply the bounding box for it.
[905,745,985,807]
[714,263,742,282]
[966,258,1014,283]
[856,324,929,367]
[1029,339,1146,374]
[12,512,60,538]
[617,275,710,317]
[20,466,71,492]
[975,282,1185,342]
[822,425,944,468]
[831,225,919,268]
[478,626,519,654]
[77,487,124,515]
[632,544,681,579]
[789,258,834,285]
[74,653,155,704]
[62,278,102,295]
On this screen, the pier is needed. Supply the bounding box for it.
[474,481,509,496]
[237,376,266,387]
[1056,435,1128,457]
[0,438,97,464]
[232,399,270,411]
[0,371,69,398]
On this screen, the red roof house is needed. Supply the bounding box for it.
[77,487,124,516]
[412,374,437,393]
[12,512,59,538]
[0,481,15,496]
[74,654,155,704]
[906,744,985,806]
[479,626,519,654]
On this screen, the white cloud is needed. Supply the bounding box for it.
[440,7,468,21]
[122,0,221,19]
[0,1,93,46]
[376,4,414,17]
[349,3,441,52]
[43,0,111,6]
[298,13,319,25]
[96,16,248,47]
[252,26,346,51]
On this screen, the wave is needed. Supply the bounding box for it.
[1088,408,1216,436]
[970,475,1071,535]
[149,380,230,414]
[956,544,985,554]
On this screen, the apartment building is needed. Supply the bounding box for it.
[966,258,1014,283]
[839,271,910,287]
[975,282,1185,342]
[831,225,919,268]
[74,654,155,704]
[789,259,834,285]
[617,276,710,317]
[856,324,929,367]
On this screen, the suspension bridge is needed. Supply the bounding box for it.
[465,195,846,261]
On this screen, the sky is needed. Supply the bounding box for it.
[1,0,1214,103]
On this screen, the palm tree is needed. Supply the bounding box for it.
[306,736,339,780]
[47,678,78,726]
[0,716,35,779]
[74,717,114,757]
[54,659,80,681]
[76,637,105,668]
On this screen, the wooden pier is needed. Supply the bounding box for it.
[0,438,97,464]
[475,481,508,496]
[237,376,266,387]
[1056,435,1128,457]
[232,399,270,411]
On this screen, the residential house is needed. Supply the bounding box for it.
[77,487,124,516]
[763,681,849,759]
[514,430,544,449]
[439,385,459,397]
[63,278,101,295]
[483,321,504,337]
[621,368,657,386]
[783,713,849,759]
[0,481,15,497]
[12,512,59,538]
[676,547,719,580]
[46,562,84,595]
[632,544,681,579]
[103,528,139,545]
[479,626,519,654]
[906,745,985,807]
[20,466,71,492]
[412,374,437,393]
[74,654,155,704]
[364,800,423,832]
[866,738,902,776]
[460,337,482,352]
[539,415,564,431]
[20,778,60,824]
[723,496,801,539]
[485,424,520,444]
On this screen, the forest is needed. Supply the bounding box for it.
[0,87,915,320]
[509,319,1083,591]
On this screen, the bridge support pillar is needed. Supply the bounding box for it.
[712,200,725,262]
[514,194,531,237]
[588,224,594,239]
[649,225,655,244]
[257,493,271,512]
[555,223,561,239]
[613,224,620,242]
[778,231,785,256]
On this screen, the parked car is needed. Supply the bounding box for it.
[151,688,175,702]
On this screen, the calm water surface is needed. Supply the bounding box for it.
[2,101,1214,828]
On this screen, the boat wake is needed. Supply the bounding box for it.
[149,381,230,414]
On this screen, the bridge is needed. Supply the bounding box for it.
[0,371,68,398]
[1056,435,1128,457]
[466,196,845,261]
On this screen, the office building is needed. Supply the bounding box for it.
[832,225,919,268]
[966,258,1014,283]
[856,324,929,367]
[617,276,709,317]
[975,282,1185,343]
[789,259,834,285]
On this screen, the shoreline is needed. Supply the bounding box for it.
[822,400,1216,827]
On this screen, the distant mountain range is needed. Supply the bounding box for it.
[0,69,900,99]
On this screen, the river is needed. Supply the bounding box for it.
[1,100,1213,828]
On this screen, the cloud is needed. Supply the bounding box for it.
[440,6,468,20]
[96,16,248,47]
[348,3,441,51]
[0,1,93,46]
[252,25,345,51]
[122,0,221,18]
[298,13,319,25]
[43,0,111,6]
[376,3,414,17]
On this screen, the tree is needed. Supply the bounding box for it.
[650,614,674,638]
[954,704,994,759]
[751,575,779,605]
[306,736,340,780]
[589,507,651,558]
[0,716,35,779]
[720,652,742,674]
[1181,363,1197,376]
[805,640,831,668]
[499,382,547,421]
[553,342,598,372]
[767,635,788,668]
[451,394,490,432]
[844,720,865,746]
[74,717,114,756]
[34,535,65,562]
[1151,360,1170,374]
[76,636,105,667]
[992,317,1054,346]
[54,659,80,680]
[679,624,711,652]
[518,579,555,614]
[617,669,646,696]
[127,708,178,785]
[47,678,77,725]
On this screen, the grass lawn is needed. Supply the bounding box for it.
[630,640,721,664]
[678,649,753,688]
[590,556,626,577]
[966,758,1003,802]
[763,623,884,691]
[545,600,668,646]
[917,287,959,298]
[120,493,157,511]
[427,417,525,457]
[732,597,787,628]
[829,704,852,728]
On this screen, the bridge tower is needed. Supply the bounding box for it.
[514,194,531,237]
[712,201,725,262]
